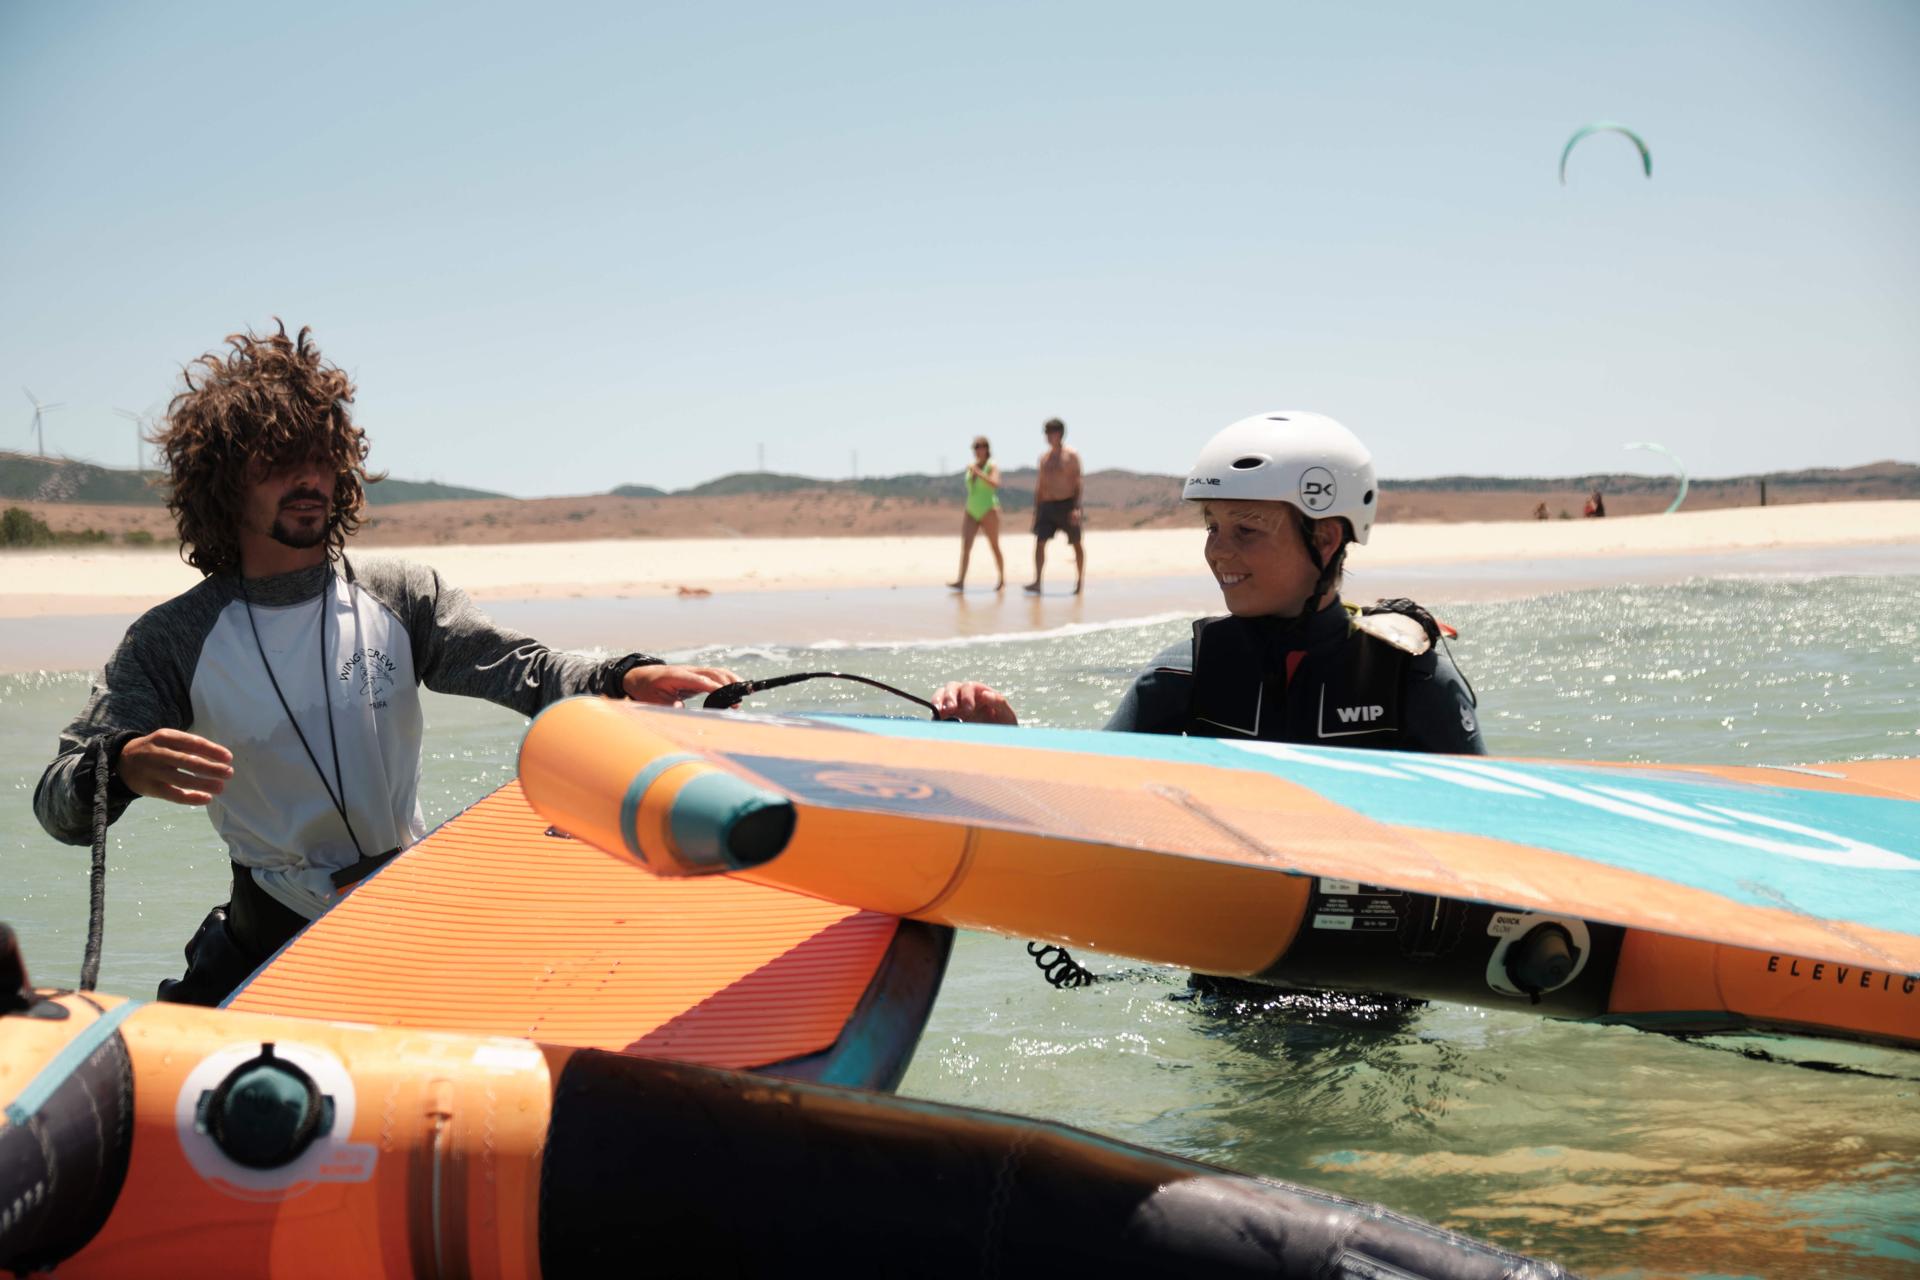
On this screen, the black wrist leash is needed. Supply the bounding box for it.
[704,671,951,719]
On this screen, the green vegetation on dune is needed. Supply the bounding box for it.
[0,452,507,506]
[362,477,509,504]
[617,460,1920,510]
[849,473,1036,511]
[1382,461,1920,495]
[8,449,1914,512]
[1,506,116,548]
[0,507,51,546]
[667,469,1040,510]
[0,453,161,504]
[1749,462,1920,492]
[675,472,829,497]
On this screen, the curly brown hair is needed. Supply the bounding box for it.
[153,321,378,575]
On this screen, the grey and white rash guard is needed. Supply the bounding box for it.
[35,556,626,920]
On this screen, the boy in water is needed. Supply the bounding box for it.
[937,410,1481,752]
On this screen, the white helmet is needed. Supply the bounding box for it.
[1182,411,1378,545]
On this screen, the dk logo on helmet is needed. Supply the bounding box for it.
[1298,467,1337,512]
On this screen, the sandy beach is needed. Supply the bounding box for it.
[3,501,1916,672]
[6,501,1918,612]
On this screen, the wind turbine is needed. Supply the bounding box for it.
[115,407,156,473]
[23,388,62,457]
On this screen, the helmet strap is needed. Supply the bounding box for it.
[1299,512,1346,614]
[1255,512,1346,638]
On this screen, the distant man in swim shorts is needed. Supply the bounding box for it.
[1026,417,1084,595]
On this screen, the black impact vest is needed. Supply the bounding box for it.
[1182,601,1436,746]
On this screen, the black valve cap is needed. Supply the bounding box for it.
[1506,923,1580,996]
[205,1044,328,1169]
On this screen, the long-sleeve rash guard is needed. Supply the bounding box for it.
[35,556,631,919]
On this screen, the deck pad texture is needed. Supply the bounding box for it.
[228,780,901,1068]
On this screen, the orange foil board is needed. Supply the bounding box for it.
[228,781,899,1069]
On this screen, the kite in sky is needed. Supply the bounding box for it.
[1560,122,1652,185]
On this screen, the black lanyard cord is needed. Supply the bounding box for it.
[79,738,109,990]
[240,566,368,861]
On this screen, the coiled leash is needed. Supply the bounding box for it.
[703,669,1098,990]
[1027,941,1096,989]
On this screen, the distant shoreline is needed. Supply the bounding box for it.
[2,501,1916,674]
[5,501,1916,617]
[5,454,1917,549]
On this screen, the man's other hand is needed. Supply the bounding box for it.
[931,681,1018,725]
[118,729,235,806]
[623,664,743,707]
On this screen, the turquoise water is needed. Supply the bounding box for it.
[5,574,1918,1277]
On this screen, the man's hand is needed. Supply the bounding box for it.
[623,664,743,707]
[117,729,234,806]
[931,681,1018,725]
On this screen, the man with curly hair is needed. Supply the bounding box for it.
[34,322,739,1005]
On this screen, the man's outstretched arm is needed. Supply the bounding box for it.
[365,558,736,714]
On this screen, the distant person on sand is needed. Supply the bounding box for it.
[1533,502,1549,521]
[947,435,1004,591]
[1026,417,1084,595]
[32,321,738,1007]
[1584,489,1606,518]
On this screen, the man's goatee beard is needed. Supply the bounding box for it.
[269,518,330,550]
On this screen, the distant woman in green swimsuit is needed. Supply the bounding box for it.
[948,435,1005,591]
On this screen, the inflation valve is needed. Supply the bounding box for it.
[1484,912,1593,1003]
[1504,924,1582,1002]
[197,1043,334,1170]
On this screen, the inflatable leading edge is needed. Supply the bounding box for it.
[518,700,1920,1050]
[2,983,1566,1275]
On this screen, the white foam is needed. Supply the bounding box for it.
[688,611,1194,660]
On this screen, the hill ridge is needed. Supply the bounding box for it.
[0,451,508,506]
[6,449,1914,513]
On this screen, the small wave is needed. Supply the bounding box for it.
[0,669,96,696]
[688,610,1195,660]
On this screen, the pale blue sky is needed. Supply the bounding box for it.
[3,1,1916,495]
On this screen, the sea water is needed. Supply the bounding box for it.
[4,574,1918,1278]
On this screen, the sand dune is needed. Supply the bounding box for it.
[8,467,1912,550]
